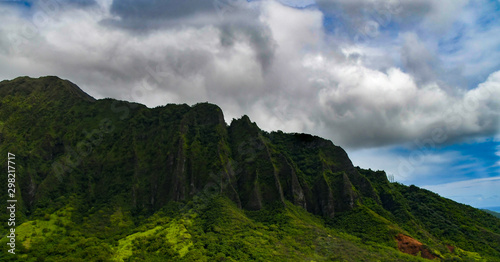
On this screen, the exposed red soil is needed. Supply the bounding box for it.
[395,234,437,260]
[447,245,455,253]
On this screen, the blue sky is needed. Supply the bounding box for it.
[0,0,499,208]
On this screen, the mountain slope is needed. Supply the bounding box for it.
[483,209,500,219]
[0,76,499,261]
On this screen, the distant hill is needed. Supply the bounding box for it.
[485,206,500,213]
[1,76,499,261]
[483,209,500,219]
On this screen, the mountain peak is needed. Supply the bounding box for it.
[0,76,96,103]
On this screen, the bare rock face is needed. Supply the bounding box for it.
[226,116,384,218]
[396,234,437,260]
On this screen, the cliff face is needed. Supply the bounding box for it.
[0,76,380,218]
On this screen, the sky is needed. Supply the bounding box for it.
[0,0,499,208]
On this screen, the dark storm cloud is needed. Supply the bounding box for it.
[109,0,216,23]
[400,33,437,84]
[104,0,275,71]
[219,21,276,71]
[65,0,96,6]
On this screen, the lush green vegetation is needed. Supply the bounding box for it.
[0,77,499,261]
[1,195,432,262]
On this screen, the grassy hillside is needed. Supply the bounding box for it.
[1,195,433,262]
[0,76,499,261]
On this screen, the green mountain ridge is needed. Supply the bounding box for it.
[0,76,499,261]
[482,210,500,219]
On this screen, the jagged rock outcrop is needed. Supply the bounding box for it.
[0,76,382,218]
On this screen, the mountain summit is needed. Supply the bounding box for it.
[1,76,499,261]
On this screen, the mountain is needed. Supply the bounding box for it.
[1,76,499,261]
[484,207,500,213]
[483,209,500,219]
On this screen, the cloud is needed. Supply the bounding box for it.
[304,49,500,148]
[400,32,438,84]
[315,0,468,33]
[101,0,276,72]
[109,0,216,23]
[315,0,495,90]
[62,0,98,7]
[277,0,315,8]
[437,0,500,88]
[0,0,498,152]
